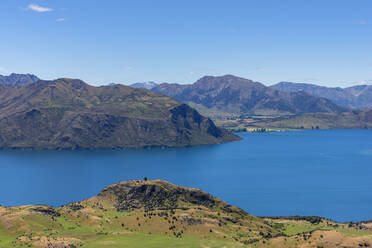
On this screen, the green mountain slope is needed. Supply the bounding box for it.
[0,79,239,149]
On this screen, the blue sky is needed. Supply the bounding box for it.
[0,0,371,86]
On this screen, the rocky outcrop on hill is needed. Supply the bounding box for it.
[91,180,248,216]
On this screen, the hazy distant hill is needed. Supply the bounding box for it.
[0,78,239,149]
[271,81,372,109]
[252,109,372,129]
[152,75,348,116]
[0,73,40,85]
[130,81,158,90]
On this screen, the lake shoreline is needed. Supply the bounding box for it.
[0,130,371,222]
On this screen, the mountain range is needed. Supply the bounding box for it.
[4,73,371,112]
[271,81,372,109]
[2,73,371,132]
[0,78,239,149]
[1,179,371,248]
[0,73,40,85]
[151,75,348,116]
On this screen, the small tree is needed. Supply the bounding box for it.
[144,177,148,181]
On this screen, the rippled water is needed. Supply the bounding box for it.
[0,129,371,222]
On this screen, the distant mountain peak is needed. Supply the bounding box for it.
[0,73,40,85]
[152,75,347,115]
[271,81,372,109]
[193,75,263,90]
[130,81,157,90]
[196,74,255,83]
[198,74,242,80]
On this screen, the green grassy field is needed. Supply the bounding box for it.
[0,180,371,248]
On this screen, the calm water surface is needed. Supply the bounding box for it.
[0,130,371,222]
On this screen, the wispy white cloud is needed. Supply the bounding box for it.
[334,80,372,87]
[284,77,318,83]
[57,18,66,22]
[301,77,318,83]
[359,21,367,25]
[359,80,372,85]
[189,71,195,75]
[0,67,5,72]
[121,66,133,71]
[27,4,53,13]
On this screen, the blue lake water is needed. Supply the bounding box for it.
[0,130,371,222]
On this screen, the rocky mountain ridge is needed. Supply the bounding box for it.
[0,78,239,149]
[0,73,40,85]
[271,81,372,109]
[151,75,349,116]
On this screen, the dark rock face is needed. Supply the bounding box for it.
[97,180,242,214]
[170,104,223,138]
[31,206,61,217]
[66,202,84,211]
[152,75,348,115]
[102,183,190,211]
[0,79,239,149]
[0,73,40,85]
